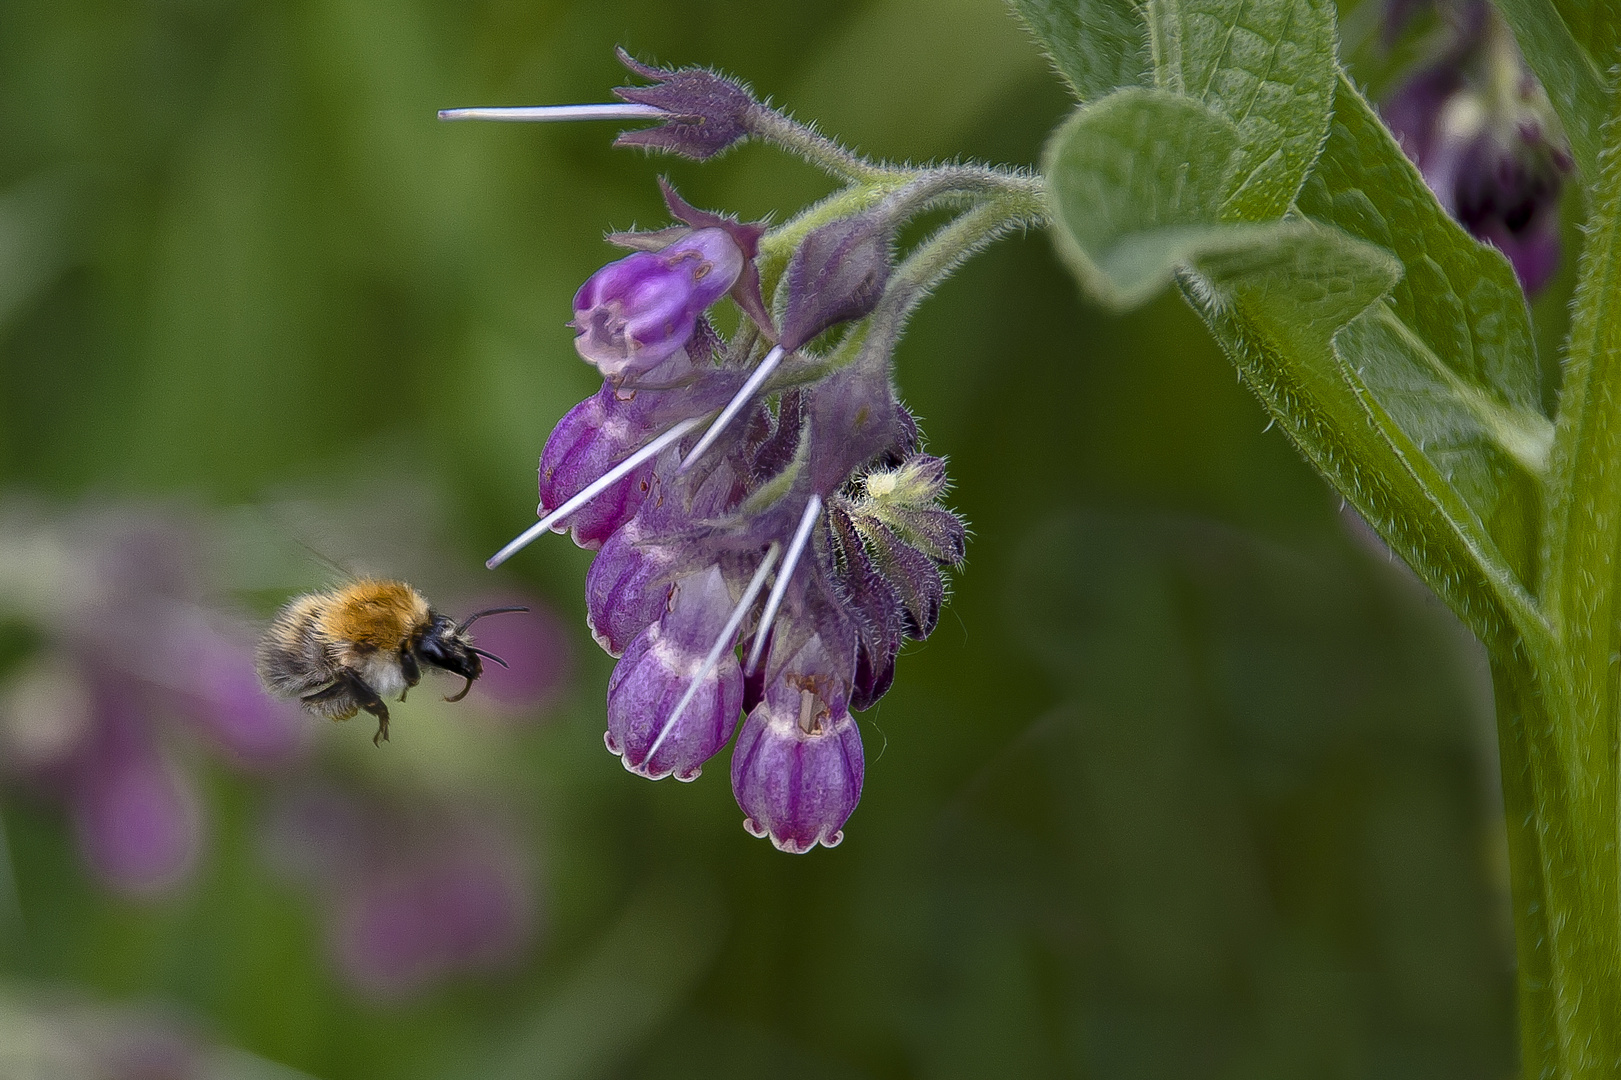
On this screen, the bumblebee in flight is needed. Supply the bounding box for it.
[256,579,524,744]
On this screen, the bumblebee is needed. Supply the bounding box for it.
[256,579,524,744]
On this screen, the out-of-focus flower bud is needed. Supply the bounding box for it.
[264,785,537,1002]
[605,565,743,781]
[1383,3,1572,294]
[331,836,532,1001]
[612,49,757,160]
[456,593,572,717]
[71,711,201,897]
[175,630,307,767]
[730,635,864,853]
[571,228,744,380]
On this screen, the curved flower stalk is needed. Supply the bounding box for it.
[453,50,1040,851]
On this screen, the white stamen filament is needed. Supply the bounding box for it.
[437,104,665,123]
[645,546,782,765]
[679,345,786,472]
[485,416,702,570]
[746,494,823,674]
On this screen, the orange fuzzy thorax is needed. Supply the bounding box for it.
[317,579,432,651]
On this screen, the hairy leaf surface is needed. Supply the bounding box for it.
[1006,0,1151,103]
[1146,0,1337,218]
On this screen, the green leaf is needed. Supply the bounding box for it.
[1043,79,1550,643]
[1005,0,1151,103]
[1146,0,1338,219]
[1494,0,1612,180]
[1044,89,1250,307]
[1295,76,1551,591]
[1042,89,1393,312]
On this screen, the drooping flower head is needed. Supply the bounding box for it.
[460,47,1039,851]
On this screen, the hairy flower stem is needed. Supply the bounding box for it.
[1499,83,1621,1080]
[745,105,903,183]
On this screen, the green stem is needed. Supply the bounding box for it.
[1492,653,1560,1080]
[1509,69,1621,1080]
[745,104,903,184]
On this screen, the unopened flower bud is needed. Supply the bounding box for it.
[72,711,201,897]
[572,228,745,380]
[780,211,892,351]
[605,566,743,781]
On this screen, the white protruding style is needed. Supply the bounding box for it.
[645,546,782,766]
[746,495,823,674]
[679,345,786,472]
[485,417,702,570]
[437,104,665,123]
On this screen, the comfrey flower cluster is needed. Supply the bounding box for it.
[1381,0,1573,293]
[451,51,1043,851]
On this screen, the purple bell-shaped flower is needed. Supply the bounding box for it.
[730,635,864,852]
[605,565,744,781]
[571,228,744,381]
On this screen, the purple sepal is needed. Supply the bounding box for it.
[538,385,661,549]
[746,388,806,484]
[851,647,895,713]
[730,636,865,853]
[658,179,774,338]
[572,228,744,380]
[808,366,902,494]
[780,211,892,351]
[862,518,946,639]
[612,48,756,160]
[605,566,743,781]
[826,507,904,691]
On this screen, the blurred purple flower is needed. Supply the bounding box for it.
[0,499,309,898]
[1382,1,1571,293]
[263,784,537,1002]
[70,696,201,897]
[453,591,573,718]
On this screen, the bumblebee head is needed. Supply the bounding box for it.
[416,606,527,702]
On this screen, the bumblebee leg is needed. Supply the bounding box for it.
[328,671,389,745]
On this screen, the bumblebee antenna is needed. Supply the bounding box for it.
[294,537,361,583]
[469,646,509,669]
[445,676,476,703]
[457,606,528,633]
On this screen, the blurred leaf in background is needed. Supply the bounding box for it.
[0,0,1530,1077]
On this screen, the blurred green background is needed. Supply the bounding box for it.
[0,0,1572,1076]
